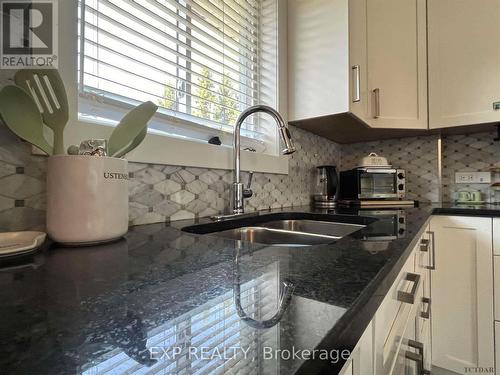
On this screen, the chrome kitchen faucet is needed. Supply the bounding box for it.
[212,105,296,221]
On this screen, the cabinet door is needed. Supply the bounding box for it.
[339,359,353,375]
[352,321,373,375]
[428,0,500,129]
[430,216,494,373]
[349,0,369,123]
[496,322,500,375]
[287,0,350,121]
[494,218,500,255]
[495,256,500,321]
[366,0,427,129]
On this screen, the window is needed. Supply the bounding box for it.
[77,0,280,155]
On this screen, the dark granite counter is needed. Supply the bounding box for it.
[0,204,499,375]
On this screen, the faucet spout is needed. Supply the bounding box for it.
[231,105,296,214]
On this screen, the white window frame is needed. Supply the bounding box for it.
[58,0,289,174]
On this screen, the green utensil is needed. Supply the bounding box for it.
[114,125,148,158]
[108,101,158,157]
[14,69,69,155]
[0,85,52,155]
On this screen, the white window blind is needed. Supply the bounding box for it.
[77,0,279,154]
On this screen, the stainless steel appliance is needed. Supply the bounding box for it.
[339,167,406,200]
[353,209,406,253]
[355,209,406,241]
[313,166,339,208]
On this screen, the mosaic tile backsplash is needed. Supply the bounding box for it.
[340,135,441,203]
[1,119,499,231]
[0,125,341,231]
[441,129,500,203]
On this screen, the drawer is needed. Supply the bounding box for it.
[387,283,422,375]
[495,218,500,255]
[376,248,416,344]
[416,227,431,272]
[495,257,500,321]
[377,252,421,372]
[339,359,353,375]
[416,273,431,340]
[496,322,500,375]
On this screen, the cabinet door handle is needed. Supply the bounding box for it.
[405,350,424,375]
[426,231,436,270]
[420,238,429,252]
[421,297,431,319]
[373,88,380,118]
[397,272,421,304]
[407,340,431,375]
[352,65,361,103]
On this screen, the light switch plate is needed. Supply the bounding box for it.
[455,172,491,184]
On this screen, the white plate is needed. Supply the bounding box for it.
[0,231,47,257]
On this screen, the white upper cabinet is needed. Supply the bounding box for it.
[366,0,428,129]
[287,0,352,122]
[428,0,500,129]
[287,0,427,129]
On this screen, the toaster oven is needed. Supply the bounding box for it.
[339,168,406,200]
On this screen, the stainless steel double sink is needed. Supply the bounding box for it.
[182,212,374,246]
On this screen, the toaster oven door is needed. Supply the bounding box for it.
[358,168,399,199]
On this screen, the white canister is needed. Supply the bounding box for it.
[47,155,129,245]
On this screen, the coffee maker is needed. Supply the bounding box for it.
[313,166,339,208]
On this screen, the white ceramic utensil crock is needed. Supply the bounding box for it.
[47,155,129,245]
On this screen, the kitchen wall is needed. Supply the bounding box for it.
[340,135,441,202]
[441,129,500,202]
[341,127,500,204]
[0,124,341,231]
[2,123,499,231]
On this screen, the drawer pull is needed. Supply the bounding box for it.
[397,273,421,304]
[426,231,436,270]
[421,297,431,319]
[405,350,423,374]
[352,65,361,102]
[373,88,380,118]
[407,340,431,375]
[420,238,429,252]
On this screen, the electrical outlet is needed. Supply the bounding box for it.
[455,172,491,184]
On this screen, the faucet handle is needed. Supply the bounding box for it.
[243,171,253,198]
[246,171,253,189]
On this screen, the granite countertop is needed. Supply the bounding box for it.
[0,203,499,375]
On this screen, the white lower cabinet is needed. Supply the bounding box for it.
[339,360,353,375]
[430,216,494,373]
[374,226,433,375]
[341,216,496,375]
[496,322,500,375]
[339,322,373,375]
[494,218,500,255]
[495,257,500,321]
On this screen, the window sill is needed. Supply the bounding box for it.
[65,119,289,174]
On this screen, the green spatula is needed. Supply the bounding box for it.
[108,101,158,157]
[0,86,52,155]
[14,69,69,155]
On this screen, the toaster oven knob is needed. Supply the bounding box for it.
[398,184,404,190]
[397,172,405,179]
[399,217,405,224]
